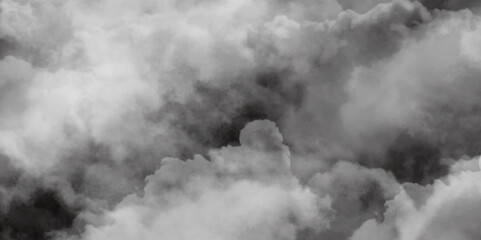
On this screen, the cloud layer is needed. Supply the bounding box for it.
[1,0,481,239]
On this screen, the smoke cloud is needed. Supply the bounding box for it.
[1,0,481,239]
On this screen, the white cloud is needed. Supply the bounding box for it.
[80,120,331,240]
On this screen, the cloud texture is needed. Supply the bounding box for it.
[1,0,481,239]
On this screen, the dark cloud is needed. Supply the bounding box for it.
[419,0,481,10]
[383,132,448,184]
[0,189,78,240]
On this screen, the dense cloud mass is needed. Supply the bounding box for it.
[79,120,331,240]
[1,0,481,239]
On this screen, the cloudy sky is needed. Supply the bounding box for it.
[1,0,481,239]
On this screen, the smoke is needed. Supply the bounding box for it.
[1,0,481,239]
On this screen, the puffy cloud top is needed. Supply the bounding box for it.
[1,0,481,240]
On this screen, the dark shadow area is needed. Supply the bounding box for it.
[0,189,78,240]
[383,132,448,185]
[419,0,480,10]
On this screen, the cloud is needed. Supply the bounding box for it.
[307,161,399,239]
[341,7,481,160]
[1,0,481,239]
[79,120,331,240]
[351,156,481,240]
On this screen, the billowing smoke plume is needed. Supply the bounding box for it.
[1,0,481,239]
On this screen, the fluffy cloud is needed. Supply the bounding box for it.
[79,120,331,240]
[1,0,481,239]
[341,7,481,160]
[307,161,399,239]
[352,157,481,240]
